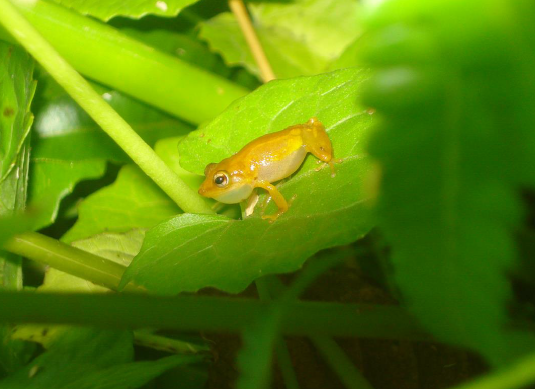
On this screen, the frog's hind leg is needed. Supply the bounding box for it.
[254,180,289,222]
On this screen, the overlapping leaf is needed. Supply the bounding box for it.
[63,137,203,243]
[360,0,535,366]
[0,42,36,377]
[200,0,361,79]
[0,328,201,389]
[32,77,192,163]
[28,75,192,230]
[121,68,375,294]
[47,0,199,21]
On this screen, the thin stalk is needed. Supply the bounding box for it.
[0,0,213,214]
[311,336,373,389]
[0,291,430,339]
[229,0,276,82]
[4,232,144,293]
[134,329,210,354]
[274,339,300,389]
[256,278,300,389]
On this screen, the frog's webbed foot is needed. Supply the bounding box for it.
[315,158,343,177]
[255,180,289,222]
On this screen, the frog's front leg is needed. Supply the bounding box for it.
[254,180,288,221]
[315,158,343,177]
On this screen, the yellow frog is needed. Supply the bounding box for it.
[198,118,336,221]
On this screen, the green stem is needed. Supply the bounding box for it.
[256,278,300,389]
[0,0,248,124]
[134,329,210,354]
[0,291,430,338]
[4,232,143,293]
[0,0,213,214]
[274,339,300,389]
[451,350,535,389]
[311,336,373,389]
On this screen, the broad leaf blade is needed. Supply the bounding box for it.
[200,0,361,79]
[0,327,202,389]
[62,165,178,243]
[0,42,36,377]
[63,137,202,243]
[121,68,375,294]
[29,158,106,230]
[47,0,199,21]
[32,77,193,163]
[360,0,535,366]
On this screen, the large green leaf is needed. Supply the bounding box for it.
[121,68,375,294]
[0,42,36,378]
[47,0,199,21]
[0,327,201,389]
[12,230,145,347]
[62,165,178,243]
[199,0,361,79]
[121,28,261,91]
[0,43,34,212]
[29,158,106,230]
[62,137,203,243]
[32,76,193,163]
[28,74,192,230]
[359,0,535,366]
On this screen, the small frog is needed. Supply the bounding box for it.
[198,117,337,221]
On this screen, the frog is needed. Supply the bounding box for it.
[198,117,337,221]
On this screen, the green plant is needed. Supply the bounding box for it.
[0,0,534,388]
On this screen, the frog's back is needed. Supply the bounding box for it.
[236,127,307,183]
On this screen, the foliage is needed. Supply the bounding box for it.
[122,68,375,294]
[359,0,535,367]
[48,0,199,21]
[0,0,535,388]
[0,41,36,379]
[0,328,202,389]
[200,0,361,79]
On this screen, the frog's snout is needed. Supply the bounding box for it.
[198,183,208,196]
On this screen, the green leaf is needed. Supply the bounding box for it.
[62,136,207,243]
[47,0,199,22]
[0,41,36,377]
[32,76,193,163]
[29,158,106,230]
[121,68,375,294]
[199,0,361,79]
[47,230,144,294]
[28,72,192,230]
[62,165,177,243]
[11,230,143,348]
[1,327,200,389]
[121,29,232,78]
[359,0,535,366]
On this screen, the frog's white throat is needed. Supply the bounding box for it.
[213,184,254,204]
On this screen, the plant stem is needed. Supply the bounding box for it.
[0,291,431,338]
[256,278,300,389]
[4,232,144,293]
[0,0,214,214]
[228,0,276,82]
[0,0,248,124]
[311,336,373,389]
[134,329,210,354]
[274,339,300,389]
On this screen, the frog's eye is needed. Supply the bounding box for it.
[213,171,229,188]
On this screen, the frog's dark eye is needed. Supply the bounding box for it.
[213,171,229,188]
